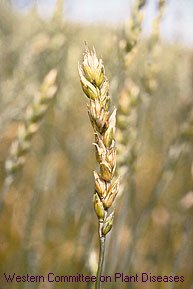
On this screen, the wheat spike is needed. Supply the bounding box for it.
[120,0,146,67]
[0,69,57,211]
[117,80,140,196]
[143,0,166,95]
[79,46,118,289]
[117,0,146,197]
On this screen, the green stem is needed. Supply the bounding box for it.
[96,222,106,289]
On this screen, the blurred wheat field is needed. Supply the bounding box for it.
[0,1,193,289]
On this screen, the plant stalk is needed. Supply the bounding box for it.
[96,222,106,289]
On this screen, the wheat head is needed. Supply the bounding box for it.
[1,69,57,205]
[79,46,119,289]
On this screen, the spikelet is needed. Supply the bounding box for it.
[79,46,118,238]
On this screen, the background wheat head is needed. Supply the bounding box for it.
[0,69,57,209]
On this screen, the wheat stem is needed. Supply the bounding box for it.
[96,222,106,289]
